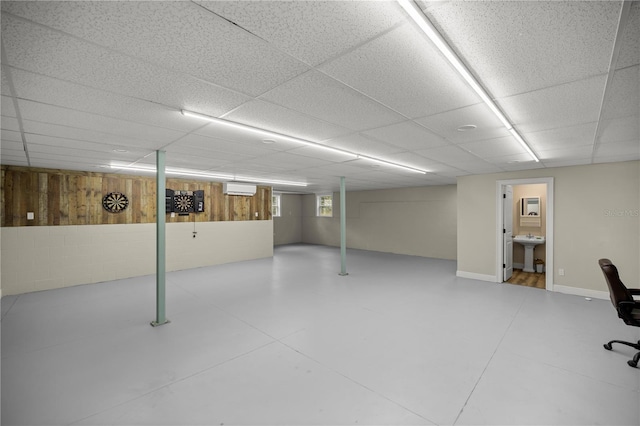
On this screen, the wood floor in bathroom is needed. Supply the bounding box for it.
[507,269,546,289]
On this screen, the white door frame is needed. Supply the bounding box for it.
[496,177,554,291]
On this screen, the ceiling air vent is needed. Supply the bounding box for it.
[223,182,257,196]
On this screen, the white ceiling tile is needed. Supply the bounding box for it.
[538,145,594,162]
[259,70,405,131]
[1,96,17,117]
[0,1,634,190]
[320,22,479,118]
[324,134,402,158]
[415,144,482,164]
[415,103,510,143]
[11,70,205,133]
[17,100,183,147]
[1,154,29,166]
[593,153,640,164]
[29,160,110,172]
[162,155,232,170]
[0,116,20,132]
[1,2,308,97]
[250,152,335,169]
[304,162,376,179]
[601,65,639,120]
[499,75,607,133]
[1,70,12,97]
[21,120,157,151]
[454,161,503,175]
[363,121,448,150]
[1,140,23,152]
[1,15,249,113]
[285,146,356,163]
[541,158,593,168]
[597,116,640,144]
[190,121,301,151]
[525,122,598,152]
[616,1,640,69]
[1,129,21,143]
[25,133,150,157]
[595,139,640,159]
[459,136,527,159]
[27,143,145,166]
[173,133,278,158]
[222,100,351,142]
[378,152,441,171]
[426,1,620,98]
[484,152,539,166]
[28,149,110,164]
[498,160,546,172]
[1,147,27,157]
[195,0,405,66]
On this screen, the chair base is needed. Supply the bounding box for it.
[603,339,640,368]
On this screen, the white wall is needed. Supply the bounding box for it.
[302,185,457,260]
[0,221,273,296]
[457,161,639,295]
[274,194,303,245]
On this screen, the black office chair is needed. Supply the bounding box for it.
[598,258,640,367]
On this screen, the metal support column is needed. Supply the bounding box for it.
[151,150,170,327]
[339,176,348,276]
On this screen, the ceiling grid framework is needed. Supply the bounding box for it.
[0,0,638,192]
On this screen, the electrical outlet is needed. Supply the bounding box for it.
[27,212,34,220]
[559,268,565,276]
[255,212,259,218]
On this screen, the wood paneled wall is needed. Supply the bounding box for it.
[1,166,272,227]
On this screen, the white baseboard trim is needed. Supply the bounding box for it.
[553,285,609,300]
[456,271,499,283]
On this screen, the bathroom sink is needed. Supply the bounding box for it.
[513,235,545,273]
[513,235,545,246]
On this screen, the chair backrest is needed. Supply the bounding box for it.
[598,258,637,324]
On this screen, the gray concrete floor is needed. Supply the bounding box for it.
[2,244,639,425]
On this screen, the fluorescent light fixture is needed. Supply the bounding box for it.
[181,109,428,174]
[509,128,539,161]
[182,110,356,159]
[357,155,427,174]
[109,163,308,187]
[397,0,539,163]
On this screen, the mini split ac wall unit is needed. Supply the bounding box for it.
[223,182,257,196]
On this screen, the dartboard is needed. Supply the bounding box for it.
[102,192,129,213]
[174,193,194,213]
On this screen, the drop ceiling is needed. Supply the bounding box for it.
[1,0,638,192]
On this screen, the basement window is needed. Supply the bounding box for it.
[272,194,281,217]
[317,194,333,217]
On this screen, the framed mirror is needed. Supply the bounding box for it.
[521,197,540,216]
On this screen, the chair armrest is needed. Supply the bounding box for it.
[628,289,640,296]
[618,300,640,315]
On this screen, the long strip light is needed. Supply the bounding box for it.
[181,109,427,174]
[397,0,539,163]
[109,163,309,187]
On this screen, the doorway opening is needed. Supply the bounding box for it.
[496,177,554,291]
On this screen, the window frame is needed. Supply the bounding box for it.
[316,193,333,217]
[272,193,281,218]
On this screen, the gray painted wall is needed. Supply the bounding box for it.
[274,194,303,245]
[301,185,457,260]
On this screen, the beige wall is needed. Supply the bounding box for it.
[458,161,639,295]
[302,185,457,260]
[0,221,274,296]
[274,194,303,245]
